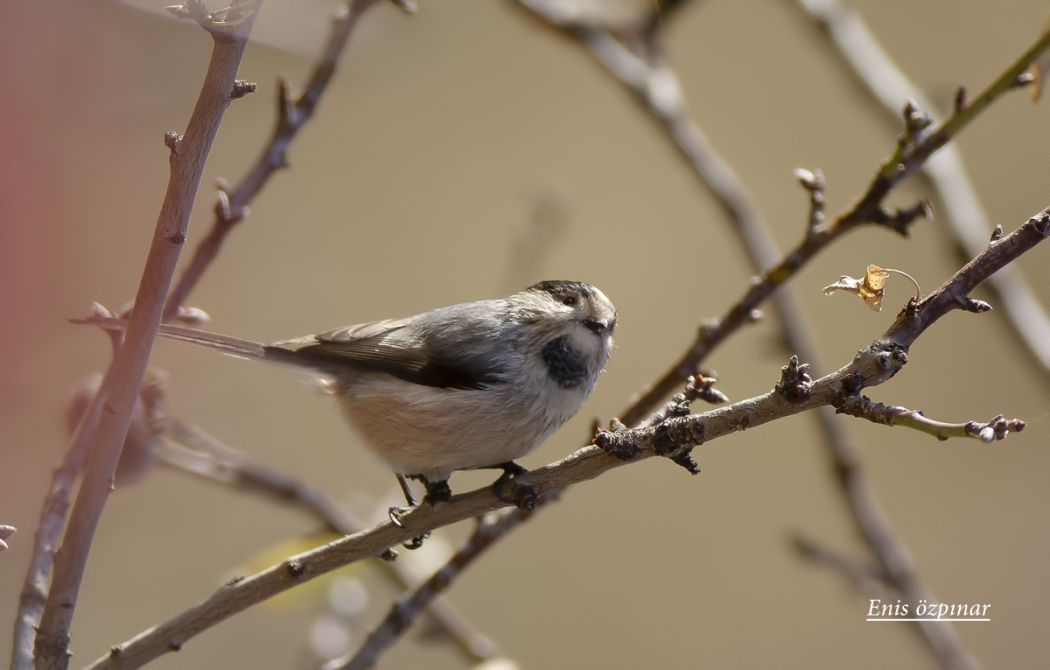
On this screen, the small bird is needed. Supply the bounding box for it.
[82,281,616,520]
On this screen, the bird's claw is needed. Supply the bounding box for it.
[387,505,430,549]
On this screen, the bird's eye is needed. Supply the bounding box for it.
[561,295,577,307]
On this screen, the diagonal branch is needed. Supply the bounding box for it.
[163,0,385,320]
[31,5,263,668]
[324,509,530,670]
[157,418,503,664]
[610,20,1050,425]
[796,0,1050,372]
[509,4,1043,666]
[83,208,1050,670]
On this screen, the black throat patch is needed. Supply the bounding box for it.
[541,336,589,389]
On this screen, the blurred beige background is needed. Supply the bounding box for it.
[2,1,1048,668]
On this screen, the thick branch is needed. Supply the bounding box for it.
[84,208,1049,670]
[31,6,262,668]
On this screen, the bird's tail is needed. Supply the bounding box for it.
[72,317,305,367]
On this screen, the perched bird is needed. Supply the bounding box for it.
[81,280,616,520]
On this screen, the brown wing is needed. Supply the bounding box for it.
[267,318,501,390]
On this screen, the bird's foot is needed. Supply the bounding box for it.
[389,475,450,550]
[491,462,537,510]
[387,505,431,550]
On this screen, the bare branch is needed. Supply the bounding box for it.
[83,208,1049,669]
[158,420,502,661]
[834,395,1025,443]
[796,0,1050,372]
[790,534,891,592]
[326,510,530,670]
[163,0,381,319]
[614,20,1050,425]
[30,6,263,668]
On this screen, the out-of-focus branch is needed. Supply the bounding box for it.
[325,509,530,670]
[83,208,1049,669]
[157,418,503,664]
[160,418,369,541]
[796,0,1050,372]
[31,5,263,668]
[11,372,107,670]
[833,395,1025,443]
[789,534,891,592]
[163,0,386,320]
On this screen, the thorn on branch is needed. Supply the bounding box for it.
[899,99,932,145]
[651,417,705,473]
[775,355,812,403]
[230,79,257,99]
[163,131,183,154]
[213,183,247,225]
[965,415,1025,443]
[669,449,701,475]
[873,344,908,373]
[172,305,211,325]
[1013,71,1036,88]
[686,373,729,405]
[990,224,1004,241]
[594,427,641,461]
[795,167,827,234]
[954,295,992,314]
[841,372,865,395]
[954,86,968,113]
[0,524,15,552]
[276,77,296,129]
[875,198,931,236]
[388,0,418,14]
[1030,210,1050,234]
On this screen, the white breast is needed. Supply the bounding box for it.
[337,374,590,482]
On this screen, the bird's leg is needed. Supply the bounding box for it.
[396,473,418,507]
[388,473,418,526]
[490,461,537,510]
[420,477,452,507]
[389,474,451,550]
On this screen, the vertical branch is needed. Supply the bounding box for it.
[10,382,107,670]
[31,4,263,667]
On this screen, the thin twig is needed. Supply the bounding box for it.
[511,5,1019,666]
[163,0,381,320]
[789,533,891,592]
[612,21,1050,426]
[157,418,502,663]
[82,208,1050,669]
[31,6,263,668]
[10,385,106,670]
[326,510,530,670]
[796,0,1050,372]
[833,395,1025,443]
